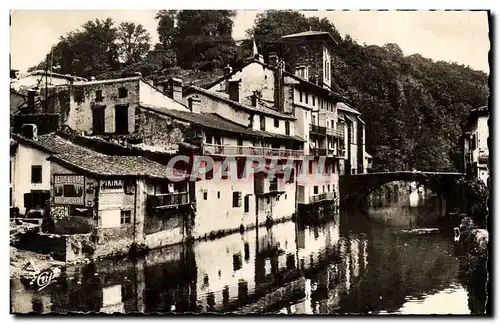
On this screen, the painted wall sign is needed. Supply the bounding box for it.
[53,175,85,205]
[100,180,123,191]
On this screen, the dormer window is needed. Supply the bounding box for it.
[118,87,128,98]
[95,90,103,102]
[295,66,308,80]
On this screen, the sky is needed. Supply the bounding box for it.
[10,10,490,73]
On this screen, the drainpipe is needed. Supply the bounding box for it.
[133,179,138,245]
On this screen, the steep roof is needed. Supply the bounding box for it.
[337,102,361,115]
[19,70,87,82]
[139,105,304,142]
[281,31,338,46]
[184,85,296,120]
[11,133,187,180]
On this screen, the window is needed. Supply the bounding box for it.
[305,92,309,104]
[309,161,313,174]
[331,120,335,128]
[31,165,42,183]
[203,192,208,200]
[74,88,84,102]
[120,210,131,224]
[92,105,106,134]
[118,87,128,98]
[217,191,220,199]
[237,161,245,179]
[314,186,318,195]
[312,95,315,106]
[328,184,331,192]
[299,89,303,102]
[115,104,129,134]
[274,118,279,128]
[95,90,103,102]
[285,121,290,135]
[206,167,213,180]
[206,134,213,144]
[312,115,316,126]
[233,192,241,208]
[322,185,325,193]
[244,195,249,213]
[260,115,266,131]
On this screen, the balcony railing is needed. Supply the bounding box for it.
[309,124,345,138]
[149,192,190,209]
[309,192,336,204]
[202,143,304,159]
[269,182,278,192]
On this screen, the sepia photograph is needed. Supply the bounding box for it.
[8,8,490,315]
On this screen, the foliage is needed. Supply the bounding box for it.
[29,10,489,173]
[116,22,151,64]
[248,10,489,172]
[156,10,244,70]
[30,18,120,78]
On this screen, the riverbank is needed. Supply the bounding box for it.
[10,247,65,279]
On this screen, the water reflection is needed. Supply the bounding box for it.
[11,192,485,315]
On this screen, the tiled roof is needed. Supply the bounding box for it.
[337,102,360,115]
[11,133,187,179]
[20,70,87,82]
[281,31,338,45]
[139,105,304,142]
[185,85,296,120]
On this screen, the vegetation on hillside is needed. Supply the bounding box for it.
[29,10,489,172]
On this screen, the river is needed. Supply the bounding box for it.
[10,188,487,314]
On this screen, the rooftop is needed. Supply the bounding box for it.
[19,70,87,82]
[336,102,361,115]
[185,85,296,121]
[281,31,338,45]
[72,76,141,86]
[140,104,304,142]
[11,133,187,180]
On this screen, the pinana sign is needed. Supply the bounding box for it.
[100,180,123,191]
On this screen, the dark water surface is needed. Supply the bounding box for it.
[11,191,486,314]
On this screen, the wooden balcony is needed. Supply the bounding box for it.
[148,192,190,209]
[309,124,344,138]
[202,143,304,159]
[309,148,344,157]
[309,192,336,204]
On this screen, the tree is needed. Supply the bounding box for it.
[30,18,120,78]
[156,10,240,70]
[156,10,177,49]
[116,22,151,65]
[246,10,342,63]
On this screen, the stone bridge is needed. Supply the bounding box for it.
[339,171,465,208]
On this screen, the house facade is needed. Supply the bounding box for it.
[463,106,489,185]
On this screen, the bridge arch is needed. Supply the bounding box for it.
[339,172,465,210]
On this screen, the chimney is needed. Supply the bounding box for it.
[21,124,38,140]
[27,90,36,109]
[167,78,183,102]
[223,64,233,75]
[269,52,278,67]
[228,80,241,102]
[188,95,201,114]
[274,61,285,112]
[254,53,264,63]
[251,92,258,107]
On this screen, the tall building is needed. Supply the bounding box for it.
[463,106,489,185]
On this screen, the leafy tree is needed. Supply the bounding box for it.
[116,22,151,65]
[156,10,240,70]
[30,18,120,78]
[246,10,342,64]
